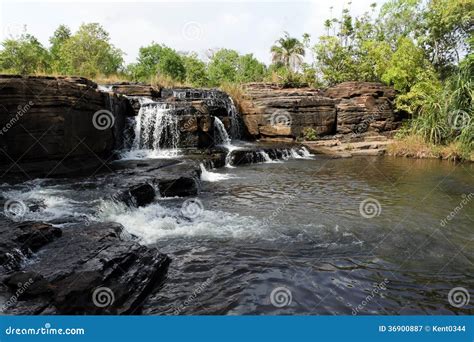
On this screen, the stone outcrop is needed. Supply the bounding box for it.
[0,75,134,178]
[240,83,336,139]
[323,82,403,134]
[240,82,403,141]
[106,84,240,149]
[0,219,170,314]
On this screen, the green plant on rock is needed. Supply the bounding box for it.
[303,127,318,141]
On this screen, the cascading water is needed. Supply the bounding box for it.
[122,98,180,159]
[213,117,231,146]
[226,97,241,140]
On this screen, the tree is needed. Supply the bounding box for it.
[270,32,305,72]
[182,52,208,87]
[236,54,266,83]
[127,43,185,82]
[419,0,473,76]
[207,49,240,85]
[0,33,50,74]
[57,23,123,77]
[49,25,71,73]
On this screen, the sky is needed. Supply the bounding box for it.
[0,0,386,65]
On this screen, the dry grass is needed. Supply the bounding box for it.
[387,134,469,161]
[219,82,246,112]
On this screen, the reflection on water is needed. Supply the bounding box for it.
[143,156,473,315]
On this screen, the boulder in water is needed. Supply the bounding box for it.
[0,219,170,315]
[114,183,156,207]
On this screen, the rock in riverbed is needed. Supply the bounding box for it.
[0,219,170,315]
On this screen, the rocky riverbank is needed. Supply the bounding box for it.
[0,74,407,314]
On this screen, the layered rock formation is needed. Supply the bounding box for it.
[0,75,134,178]
[0,219,170,314]
[240,82,403,141]
[240,83,336,139]
[105,84,241,149]
[324,82,402,134]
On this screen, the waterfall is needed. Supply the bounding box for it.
[132,101,179,150]
[120,98,180,159]
[214,117,231,146]
[226,97,241,139]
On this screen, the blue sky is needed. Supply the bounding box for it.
[0,0,386,65]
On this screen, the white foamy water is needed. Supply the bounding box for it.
[96,200,267,244]
[120,148,181,160]
[1,185,95,223]
[213,117,231,146]
[200,163,234,182]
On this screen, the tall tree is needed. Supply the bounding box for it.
[57,23,123,77]
[270,32,305,72]
[0,33,50,74]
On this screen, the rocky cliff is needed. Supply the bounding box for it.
[240,82,403,141]
[0,75,134,178]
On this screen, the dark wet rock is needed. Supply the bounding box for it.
[114,183,156,207]
[0,75,134,179]
[156,177,198,197]
[0,220,170,315]
[0,220,62,271]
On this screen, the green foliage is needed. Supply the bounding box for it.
[303,127,318,141]
[236,54,266,83]
[207,49,239,86]
[0,33,50,74]
[57,23,124,77]
[207,49,266,86]
[49,25,71,73]
[182,53,208,87]
[128,43,185,82]
[270,32,305,72]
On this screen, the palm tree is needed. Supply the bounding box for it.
[270,32,305,72]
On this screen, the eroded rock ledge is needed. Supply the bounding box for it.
[240,81,403,140]
[0,219,170,315]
